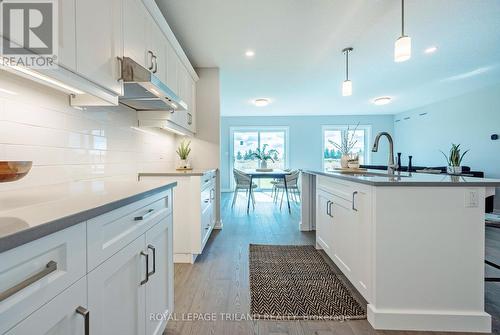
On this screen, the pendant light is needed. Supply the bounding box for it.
[394,0,411,62]
[342,47,353,96]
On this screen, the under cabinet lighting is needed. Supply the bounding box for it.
[1,64,84,94]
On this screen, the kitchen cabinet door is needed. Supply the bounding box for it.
[88,235,146,335]
[166,42,178,95]
[330,194,356,279]
[75,0,123,95]
[315,189,334,257]
[57,0,76,71]
[149,23,167,83]
[123,0,151,70]
[145,217,173,335]
[5,277,87,335]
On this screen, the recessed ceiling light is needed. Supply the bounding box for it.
[424,46,438,54]
[245,50,255,57]
[253,98,270,107]
[372,96,392,105]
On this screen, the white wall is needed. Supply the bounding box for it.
[177,68,220,170]
[220,115,394,191]
[0,71,176,191]
[394,83,500,209]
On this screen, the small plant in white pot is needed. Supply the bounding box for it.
[250,144,278,169]
[441,143,469,175]
[328,123,359,168]
[176,140,192,169]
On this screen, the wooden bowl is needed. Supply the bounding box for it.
[0,161,33,182]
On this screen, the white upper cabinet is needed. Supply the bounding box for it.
[166,42,179,96]
[75,0,124,95]
[57,0,76,71]
[148,22,167,84]
[123,0,151,70]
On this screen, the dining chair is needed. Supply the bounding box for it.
[274,170,300,209]
[232,169,257,209]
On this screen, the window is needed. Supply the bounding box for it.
[230,127,289,189]
[322,125,371,171]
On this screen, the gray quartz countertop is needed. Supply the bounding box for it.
[0,179,177,252]
[138,168,217,177]
[304,169,500,187]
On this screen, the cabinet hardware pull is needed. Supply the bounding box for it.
[352,191,358,212]
[0,260,57,302]
[147,51,154,70]
[187,113,192,125]
[135,208,155,221]
[326,200,331,217]
[140,251,149,285]
[76,306,90,335]
[147,245,156,277]
[204,198,210,203]
[152,55,158,73]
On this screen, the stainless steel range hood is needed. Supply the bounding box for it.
[119,57,187,111]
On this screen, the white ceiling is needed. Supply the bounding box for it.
[155,0,500,116]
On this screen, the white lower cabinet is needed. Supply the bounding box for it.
[5,277,87,335]
[88,236,146,335]
[315,176,372,300]
[0,191,174,335]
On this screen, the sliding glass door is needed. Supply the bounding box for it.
[231,127,288,189]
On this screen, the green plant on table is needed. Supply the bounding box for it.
[440,143,469,167]
[249,144,279,162]
[176,140,192,160]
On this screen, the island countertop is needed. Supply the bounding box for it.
[304,169,500,187]
[0,179,177,252]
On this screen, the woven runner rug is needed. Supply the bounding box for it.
[249,244,366,320]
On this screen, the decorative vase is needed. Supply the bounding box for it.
[340,154,350,168]
[447,165,462,175]
[178,159,190,169]
[259,160,268,169]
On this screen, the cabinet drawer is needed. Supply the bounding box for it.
[87,191,171,272]
[4,277,87,335]
[200,171,215,189]
[0,224,86,334]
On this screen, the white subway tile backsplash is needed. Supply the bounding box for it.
[0,73,176,191]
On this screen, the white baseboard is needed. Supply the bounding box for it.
[367,304,491,333]
[173,253,198,264]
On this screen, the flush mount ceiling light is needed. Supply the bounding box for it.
[342,47,353,97]
[424,46,438,54]
[394,0,411,62]
[372,96,392,105]
[253,98,270,107]
[245,50,255,57]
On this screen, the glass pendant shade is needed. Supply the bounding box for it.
[342,80,352,96]
[394,35,411,62]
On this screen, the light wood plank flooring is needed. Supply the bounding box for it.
[165,191,500,335]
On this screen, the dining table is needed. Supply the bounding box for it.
[242,169,293,214]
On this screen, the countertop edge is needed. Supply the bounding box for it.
[0,181,177,253]
[304,170,500,187]
[138,168,218,177]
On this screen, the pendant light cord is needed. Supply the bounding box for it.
[401,0,405,36]
[345,50,349,80]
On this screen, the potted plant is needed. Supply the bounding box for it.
[328,123,359,168]
[176,140,192,169]
[250,144,278,169]
[440,143,469,175]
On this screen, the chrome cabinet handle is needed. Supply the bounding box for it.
[328,201,334,218]
[210,189,215,200]
[140,251,149,285]
[135,209,155,221]
[76,306,90,335]
[0,260,57,302]
[152,55,158,73]
[147,245,156,277]
[352,191,358,212]
[204,198,210,203]
[326,200,331,217]
[147,50,154,70]
[187,113,192,125]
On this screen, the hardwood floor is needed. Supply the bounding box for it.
[165,191,500,335]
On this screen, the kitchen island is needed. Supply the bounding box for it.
[301,170,500,333]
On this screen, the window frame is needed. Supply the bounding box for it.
[321,124,372,171]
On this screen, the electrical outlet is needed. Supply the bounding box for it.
[465,189,479,208]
